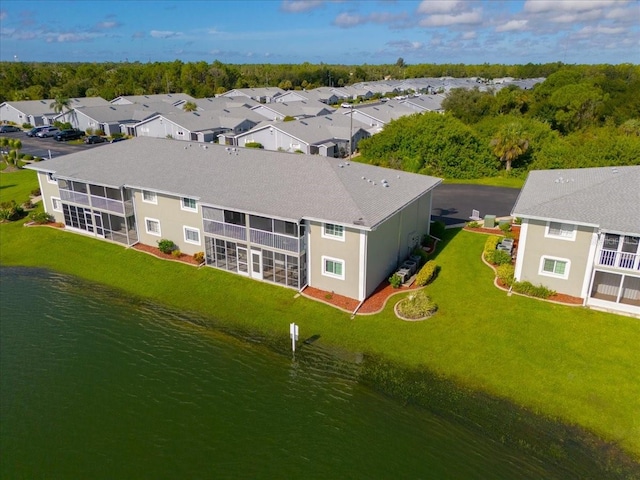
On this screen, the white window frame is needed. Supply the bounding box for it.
[322,223,345,242]
[51,197,62,212]
[181,197,198,213]
[539,256,570,280]
[142,190,157,205]
[183,226,201,245]
[322,255,345,280]
[47,173,57,184]
[545,221,576,241]
[145,217,161,237]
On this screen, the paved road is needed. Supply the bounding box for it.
[0,131,108,159]
[431,184,521,226]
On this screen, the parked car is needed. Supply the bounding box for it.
[0,125,21,133]
[36,127,60,138]
[84,135,107,144]
[26,126,50,137]
[54,129,84,141]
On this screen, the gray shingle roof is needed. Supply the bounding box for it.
[27,137,440,229]
[511,166,640,235]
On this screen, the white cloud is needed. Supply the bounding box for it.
[419,8,482,27]
[524,0,626,14]
[462,31,476,39]
[280,0,324,13]
[334,12,362,27]
[386,40,425,53]
[576,25,625,36]
[150,30,182,39]
[333,11,407,28]
[0,10,7,21]
[46,32,97,43]
[417,0,463,15]
[496,19,528,32]
[96,21,118,30]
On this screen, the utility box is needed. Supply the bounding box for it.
[484,215,496,228]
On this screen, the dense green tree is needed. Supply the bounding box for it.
[182,101,198,112]
[442,87,495,124]
[490,122,530,171]
[50,96,71,114]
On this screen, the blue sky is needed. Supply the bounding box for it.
[1,0,638,64]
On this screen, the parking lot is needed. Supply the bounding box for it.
[0,130,108,160]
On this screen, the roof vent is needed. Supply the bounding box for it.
[383,183,389,188]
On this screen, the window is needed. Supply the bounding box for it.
[142,190,157,204]
[51,197,62,212]
[545,222,576,241]
[145,217,161,236]
[181,197,197,212]
[322,223,345,241]
[224,210,245,226]
[540,256,570,279]
[322,256,345,280]
[184,226,200,245]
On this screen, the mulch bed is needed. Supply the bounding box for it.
[495,278,583,305]
[132,243,201,266]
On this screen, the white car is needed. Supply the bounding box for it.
[36,127,60,138]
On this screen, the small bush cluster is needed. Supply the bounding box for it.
[389,274,403,288]
[488,249,512,266]
[245,142,263,149]
[496,264,515,287]
[193,251,205,264]
[466,221,480,228]
[28,211,53,224]
[412,247,429,264]
[396,290,438,319]
[0,201,25,221]
[499,222,512,233]
[483,235,501,262]
[157,239,177,254]
[415,260,438,287]
[171,249,182,258]
[512,281,556,299]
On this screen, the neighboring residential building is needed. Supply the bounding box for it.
[0,97,109,126]
[399,94,446,114]
[27,137,441,302]
[219,87,285,104]
[275,90,340,105]
[134,110,263,142]
[251,101,334,122]
[223,114,370,156]
[110,93,196,107]
[342,102,418,131]
[511,166,640,317]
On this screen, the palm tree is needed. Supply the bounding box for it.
[182,101,198,112]
[50,96,71,115]
[490,122,530,172]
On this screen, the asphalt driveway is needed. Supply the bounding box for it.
[431,184,521,226]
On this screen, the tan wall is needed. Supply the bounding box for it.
[133,190,203,255]
[37,172,65,223]
[308,220,362,300]
[365,192,433,297]
[519,219,595,297]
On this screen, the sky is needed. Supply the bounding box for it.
[0,0,638,65]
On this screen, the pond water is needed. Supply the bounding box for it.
[0,267,620,479]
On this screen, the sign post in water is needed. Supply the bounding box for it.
[290,322,299,353]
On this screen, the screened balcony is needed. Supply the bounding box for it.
[596,234,640,271]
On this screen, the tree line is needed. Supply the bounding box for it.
[357,64,640,178]
[1,60,571,103]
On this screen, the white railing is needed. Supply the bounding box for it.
[203,219,247,241]
[59,189,89,206]
[597,249,640,271]
[89,195,124,214]
[250,228,299,253]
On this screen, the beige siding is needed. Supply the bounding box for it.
[518,219,595,297]
[365,192,433,297]
[308,220,362,300]
[37,172,65,223]
[133,190,203,255]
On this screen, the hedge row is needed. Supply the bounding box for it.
[415,260,438,287]
[495,263,555,299]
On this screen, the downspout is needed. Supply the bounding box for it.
[584,230,602,307]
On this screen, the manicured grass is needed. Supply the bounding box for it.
[1,169,639,459]
[0,168,39,205]
[444,176,525,189]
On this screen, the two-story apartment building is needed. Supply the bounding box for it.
[512,166,640,317]
[27,137,441,302]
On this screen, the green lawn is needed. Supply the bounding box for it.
[444,176,525,189]
[1,169,639,459]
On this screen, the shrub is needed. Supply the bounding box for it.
[489,249,512,266]
[171,249,182,258]
[0,201,25,221]
[31,188,41,196]
[396,290,437,319]
[496,264,515,287]
[157,239,177,254]
[29,211,53,224]
[483,235,501,262]
[22,154,33,161]
[22,123,32,129]
[283,116,295,122]
[111,132,124,139]
[389,274,403,288]
[430,220,446,239]
[512,281,556,299]
[412,247,429,264]
[466,221,480,228]
[193,251,205,264]
[86,127,94,135]
[415,260,438,287]
[499,222,511,233]
[245,142,263,149]
[514,217,522,225]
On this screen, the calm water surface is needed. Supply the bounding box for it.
[0,268,603,479]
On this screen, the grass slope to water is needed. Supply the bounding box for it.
[1,169,639,460]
